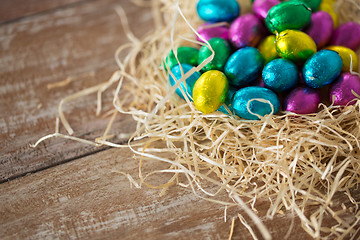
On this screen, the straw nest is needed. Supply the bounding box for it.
[34,0,360,239]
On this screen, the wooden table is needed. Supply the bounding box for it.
[0,1,359,239]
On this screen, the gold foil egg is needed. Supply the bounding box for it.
[325,46,359,72]
[276,29,317,62]
[193,70,229,114]
[319,1,339,28]
[258,35,278,64]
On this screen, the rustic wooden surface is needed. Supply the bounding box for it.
[0,0,359,239]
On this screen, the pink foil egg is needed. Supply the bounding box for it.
[284,87,321,114]
[329,72,360,106]
[305,11,333,48]
[253,0,280,21]
[197,23,229,43]
[229,13,265,49]
[330,22,360,51]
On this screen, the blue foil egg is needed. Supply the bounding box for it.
[224,47,264,87]
[303,50,343,88]
[218,86,237,114]
[169,64,201,100]
[262,59,299,92]
[197,0,240,23]
[232,86,280,120]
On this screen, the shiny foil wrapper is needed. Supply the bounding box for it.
[330,22,360,51]
[252,0,280,21]
[330,72,360,106]
[305,11,334,48]
[284,87,321,114]
[197,23,229,43]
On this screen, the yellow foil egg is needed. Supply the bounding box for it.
[325,45,359,72]
[193,70,229,114]
[319,2,339,28]
[276,29,317,63]
[258,35,278,64]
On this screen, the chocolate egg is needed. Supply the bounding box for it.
[330,22,360,51]
[193,70,229,113]
[232,86,280,120]
[197,0,240,23]
[325,46,359,72]
[253,0,280,21]
[229,13,265,49]
[164,47,199,71]
[197,23,229,43]
[284,87,321,114]
[319,1,339,28]
[198,37,231,72]
[218,86,237,114]
[263,59,298,92]
[291,0,321,11]
[224,47,264,87]
[305,11,334,48]
[276,30,317,62]
[303,50,343,88]
[329,72,360,106]
[169,64,201,100]
[258,35,278,64]
[265,1,312,33]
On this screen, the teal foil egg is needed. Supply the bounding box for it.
[169,64,201,100]
[224,47,264,87]
[198,37,231,72]
[303,50,343,88]
[263,58,298,92]
[197,0,240,23]
[232,86,280,120]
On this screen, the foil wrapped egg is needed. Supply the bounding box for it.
[291,0,321,11]
[265,1,312,33]
[263,58,299,92]
[198,37,231,72]
[258,35,278,64]
[253,0,280,21]
[330,22,360,51]
[224,47,264,87]
[232,86,280,120]
[329,72,360,106]
[197,23,229,43]
[305,11,334,48]
[284,87,321,114]
[325,46,359,72]
[319,1,339,28]
[169,64,201,100]
[197,0,240,23]
[303,50,343,88]
[193,70,229,113]
[218,86,237,114]
[229,13,265,49]
[164,47,199,71]
[276,30,317,62]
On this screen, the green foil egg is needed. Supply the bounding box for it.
[265,1,312,33]
[193,70,229,114]
[291,0,321,11]
[198,38,232,72]
[164,46,199,71]
[276,29,317,62]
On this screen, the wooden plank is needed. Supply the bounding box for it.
[0,0,83,23]
[0,147,318,240]
[0,0,153,181]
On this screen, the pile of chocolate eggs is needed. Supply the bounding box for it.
[166,0,360,120]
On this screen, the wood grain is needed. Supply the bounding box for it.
[0,0,152,181]
[0,147,316,240]
[0,0,83,23]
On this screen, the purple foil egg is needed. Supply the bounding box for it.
[330,22,360,51]
[305,11,334,49]
[229,13,265,49]
[253,0,280,21]
[284,87,321,114]
[197,23,230,43]
[329,72,360,106]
